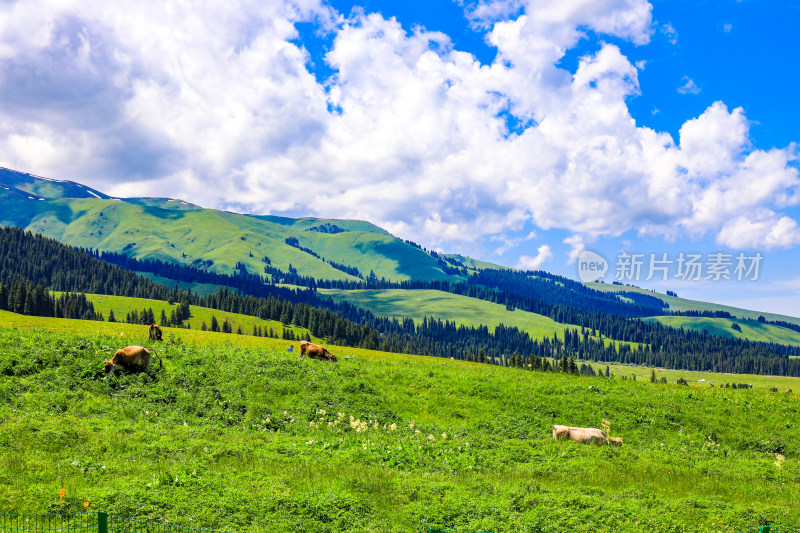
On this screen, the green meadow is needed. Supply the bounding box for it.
[588,283,800,326]
[1,312,799,532]
[318,288,638,349]
[53,293,314,342]
[647,315,800,348]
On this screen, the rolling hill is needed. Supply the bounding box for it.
[588,282,800,326]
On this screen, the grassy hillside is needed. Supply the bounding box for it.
[1,168,498,283]
[588,282,800,326]
[53,293,314,342]
[318,288,638,349]
[1,313,798,532]
[320,288,568,338]
[647,315,800,347]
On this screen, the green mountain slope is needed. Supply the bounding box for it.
[0,167,494,282]
[318,288,638,349]
[588,282,800,326]
[647,315,800,347]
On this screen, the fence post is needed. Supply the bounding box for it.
[98,512,108,533]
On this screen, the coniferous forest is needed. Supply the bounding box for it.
[2,226,800,376]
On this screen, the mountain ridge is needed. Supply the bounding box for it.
[0,167,486,283]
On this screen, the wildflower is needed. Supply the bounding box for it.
[373,421,379,430]
[59,489,65,498]
[338,412,345,419]
[441,433,447,439]
[428,434,435,441]
[415,429,420,435]
[317,409,326,416]
[389,423,397,432]
[83,502,90,508]
[409,420,415,429]
[309,421,318,429]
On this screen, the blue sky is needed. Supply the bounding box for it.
[0,0,798,315]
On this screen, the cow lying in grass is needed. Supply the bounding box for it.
[299,341,337,362]
[105,346,162,373]
[552,425,622,446]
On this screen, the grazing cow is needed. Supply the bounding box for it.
[299,340,338,362]
[552,425,615,445]
[149,323,163,342]
[105,346,162,373]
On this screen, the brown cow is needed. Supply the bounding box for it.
[299,340,338,362]
[149,323,163,341]
[552,425,615,445]
[105,346,162,373]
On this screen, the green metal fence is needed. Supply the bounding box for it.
[0,513,229,533]
[0,512,97,531]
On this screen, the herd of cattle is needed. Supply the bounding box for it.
[103,324,623,446]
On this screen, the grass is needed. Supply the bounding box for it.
[2,311,799,532]
[647,316,800,347]
[319,288,639,349]
[591,361,800,391]
[53,293,314,342]
[588,282,800,326]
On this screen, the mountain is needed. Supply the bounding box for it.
[0,167,493,283]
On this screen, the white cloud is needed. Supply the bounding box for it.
[677,76,701,94]
[516,244,553,270]
[723,23,733,33]
[491,231,537,256]
[661,22,678,45]
[0,0,797,259]
[717,213,800,250]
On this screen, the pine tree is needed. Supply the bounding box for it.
[650,369,656,383]
[108,309,116,322]
[160,309,168,326]
[210,315,219,332]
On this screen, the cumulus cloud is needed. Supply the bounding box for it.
[0,0,798,257]
[717,213,800,249]
[516,244,553,270]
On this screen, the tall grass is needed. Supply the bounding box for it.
[1,318,798,532]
